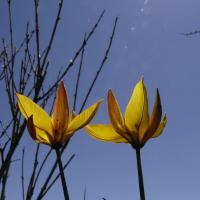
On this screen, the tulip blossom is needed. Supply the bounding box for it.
[85,78,167,200]
[17,81,102,149]
[86,78,167,148]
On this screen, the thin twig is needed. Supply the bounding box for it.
[0,120,26,178]
[0,119,13,139]
[32,148,53,189]
[37,10,106,101]
[8,0,14,69]
[84,188,87,200]
[1,30,34,70]
[26,144,40,200]
[80,17,118,112]
[7,0,17,106]
[73,36,86,111]
[34,0,41,70]
[35,13,118,199]
[41,154,75,198]
[36,140,70,200]
[40,0,64,70]
[181,30,200,36]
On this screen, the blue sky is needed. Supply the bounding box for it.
[1,0,200,199]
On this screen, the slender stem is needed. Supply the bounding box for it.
[55,148,70,200]
[21,148,25,200]
[135,148,145,200]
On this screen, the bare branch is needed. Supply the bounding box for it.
[40,0,64,70]
[26,144,40,200]
[80,17,118,112]
[38,154,75,199]
[73,36,86,111]
[37,10,106,101]
[181,29,200,36]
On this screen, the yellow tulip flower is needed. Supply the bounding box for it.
[17,81,102,148]
[86,78,167,148]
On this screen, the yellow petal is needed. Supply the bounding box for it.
[66,100,103,133]
[148,89,162,137]
[35,127,52,145]
[27,115,51,145]
[125,78,149,138]
[60,111,76,143]
[61,111,87,144]
[51,81,69,140]
[68,111,76,123]
[85,124,128,143]
[107,89,125,133]
[16,93,52,136]
[27,115,37,140]
[152,114,167,138]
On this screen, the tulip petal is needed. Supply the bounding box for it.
[35,127,52,145]
[107,89,126,133]
[85,124,128,143]
[16,93,52,136]
[61,112,76,142]
[68,111,76,123]
[125,79,149,137]
[27,115,37,140]
[27,115,51,145]
[66,100,103,133]
[148,89,162,136]
[51,81,69,140]
[152,114,167,138]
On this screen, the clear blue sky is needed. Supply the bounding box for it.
[1,0,200,199]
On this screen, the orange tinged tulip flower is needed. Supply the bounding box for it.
[17,81,102,148]
[86,78,167,149]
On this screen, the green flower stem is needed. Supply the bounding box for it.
[55,148,70,200]
[136,148,145,200]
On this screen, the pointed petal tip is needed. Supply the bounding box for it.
[156,88,161,104]
[107,89,114,98]
[57,81,68,99]
[92,98,104,109]
[59,80,65,90]
[107,90,114,103]
[16,93,25,102]
[156,88,161,97]
[57,80,67,94]
[97,99,104,105]
[66,99,103,134]
[16,92,21,98]
[137,76,145,86]
[95,99,103,110]
[108,89,113,94]
[125,76,149,134]
[140,76,144,81]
